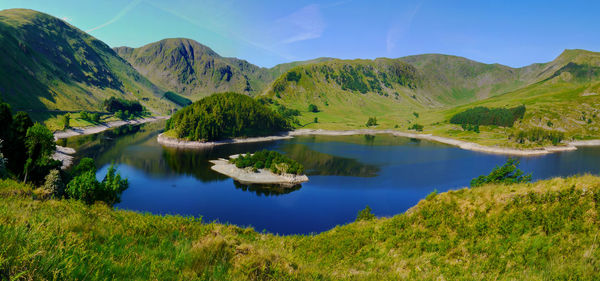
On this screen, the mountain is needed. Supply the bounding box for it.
[0,9,170,118]
[114,38,273,98]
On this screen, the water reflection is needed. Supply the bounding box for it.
[233,181,302,196]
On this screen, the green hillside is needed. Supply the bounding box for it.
[2,175,599,280]
[114,38,273,99]
[0,9,172,120]
[428,49,600,147]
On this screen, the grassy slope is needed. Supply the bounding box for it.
[423,49,600,147]
[1,175,599,280]
[263,55,544,131]
[266,50,600,148]
[0,9,172,122]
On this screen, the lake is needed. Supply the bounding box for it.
[58,120,600,234]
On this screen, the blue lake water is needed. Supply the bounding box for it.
[58,121,600,234]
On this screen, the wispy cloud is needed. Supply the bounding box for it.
[86,0,143,33]
[278,4,325,44]
[386,1,422,53]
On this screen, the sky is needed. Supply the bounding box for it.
[1,0,599,68]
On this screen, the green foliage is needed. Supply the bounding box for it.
[66,161,128,205]
[408,123,424,131]
[104,97,145,114]
[355,205,375,221]
[461,123,480,133]
[513,128,565,145]
[1,109,33,176]
[74,157,96,175]
[230,150,304,175]
[365,117,378,127]
[286,71,302,82]
[61,113,70,129]
[163,91,192,107]
[24,123,60,184]
[471,158,532,187]
[450,105,526,127]
[413,112,419,118]
[80,111,101,123]
[308,104,319,113]
[43,169,64,197]
[314,117,318,123]
[167,92,290,141]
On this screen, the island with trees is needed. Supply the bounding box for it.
[159,92,292,146]
[209,150,308,186]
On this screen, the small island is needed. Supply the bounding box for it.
[209,150,308,187]
[160,92,291,147]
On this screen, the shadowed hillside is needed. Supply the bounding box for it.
[0,9,170,118]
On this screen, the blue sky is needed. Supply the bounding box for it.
[1,0,599,68]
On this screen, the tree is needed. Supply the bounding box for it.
[62,113,71,129]
[470,158,532,187]
[66,161,129,205]
[0,103,12,143]
[43,169,65,197]
[314,117,318,123]
[7,111,33,175]
[308,104,319,113]
[0,140,7,179]
[23,123,60,184]
[74,157,96,175]
[366,117,378,127]
[356,205,375,221]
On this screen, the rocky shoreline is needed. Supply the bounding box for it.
[209,157,309,187]
[158,128,597,156]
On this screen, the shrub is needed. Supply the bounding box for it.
[413,112,419,118]
[366,117,377,127]
[66,163,128,205]
[471,158,531,187]
[450,105,526,127]
[231,150,304,175]
[408,123,424,131]
[356,205,375,221]
[308,104,319,113]
[24,123,61,184]
[62,113,70,129]
[461,123,480,133]
[513,128,564,145]
[43,169,64,197]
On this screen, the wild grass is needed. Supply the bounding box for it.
[2,175,600,280]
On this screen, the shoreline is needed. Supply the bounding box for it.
[158,128,599,156]
[52,116,168,169]
[209,158,309,186]
[54,116,169,139]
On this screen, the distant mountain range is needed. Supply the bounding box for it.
[1,8,599,136]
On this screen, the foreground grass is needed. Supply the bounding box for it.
[1,176,600,280]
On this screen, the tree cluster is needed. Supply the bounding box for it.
[471,158,532,187]
[408,123,424,132]
[0,102,60,184]
[512,128,564,145]
[104,97,145,114]
[80,111,101,123]
[66,158,129,205]
[365,117,378,127]
[450,105,526,127]
[163,91,192,107]
[166,92,291,141]
[230,150,305,175]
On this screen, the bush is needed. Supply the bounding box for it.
[24,123,61,184]
[43,169,64,197]
[314,117,318,123]
[408,123,424,131]
[308,104,319,113]
[231,150,304,175]
[104,97,145,114]
[366,117,377,127]
[461,123,480,133]
[513,128,564,145]
[413,112,419,118]
[66,162,128,205]
[450,105,526,127]
[356,205,375,221]
[62,113,70,129]
[471,158,531,187]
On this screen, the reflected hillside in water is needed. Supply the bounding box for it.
[280,142,380,177]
